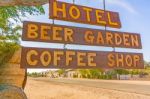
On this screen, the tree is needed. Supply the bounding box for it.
[78,69,89,78]
[78,69,103,79]
[0,42,20,66]
[0,0,48,6]
[0,6,44,32]
[113,69,129,75]
[145,61,150,68]
[88,69,103,79]
[0,6,45,66]
[57,69,66,76]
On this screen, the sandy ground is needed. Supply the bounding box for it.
[24,78,150,99]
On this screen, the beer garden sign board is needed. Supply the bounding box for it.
[22,21,142,49]
[21,0,144,69]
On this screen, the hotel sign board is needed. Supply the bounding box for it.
[20,1,144,69]
[22,21,142,49]
[49,0,121,28]
[21,47,144,69]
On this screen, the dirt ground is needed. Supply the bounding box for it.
[24,78,150,99]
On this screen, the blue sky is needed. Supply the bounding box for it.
[21,0,150,72]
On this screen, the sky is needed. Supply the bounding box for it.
[21,0,150,72]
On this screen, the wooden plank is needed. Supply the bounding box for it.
[21,47,144,69]
[22,21,142,49]
[49,0,121,28]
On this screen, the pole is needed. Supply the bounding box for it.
[103,0,115,52]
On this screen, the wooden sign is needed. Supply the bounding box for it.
[49,0,121,28]
[21,47,144,69]
[22,21,142,49]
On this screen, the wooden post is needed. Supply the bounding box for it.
[0,85,27,99]
[0,49,27,89]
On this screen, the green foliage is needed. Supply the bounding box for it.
[113,69,129,75]
[129,69,140,75]
[78,69,103,79]
[78,69,89,78]
[0,42,20,66]
[78,67,150,80]
[143,61,150,74]
[27,72,43,77]
[0,25,21,43]
[0,23,22,67]
[57,69,65,76]
[0,24,21,67]
[100,75,107,79]
[0,5,45,44]
[145,61,150,67]
[0,5,45,66]
[88,69,102,79]
[0,6,45,31]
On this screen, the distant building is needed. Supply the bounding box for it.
[65,69,82,78]
[42,69,82,78]
[39,70,58,78]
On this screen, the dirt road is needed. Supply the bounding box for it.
[25,78,150,99]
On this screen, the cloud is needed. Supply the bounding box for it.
[107,0,138,14]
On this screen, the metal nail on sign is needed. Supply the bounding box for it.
[21,47,144,69]
[49,0,121,28]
